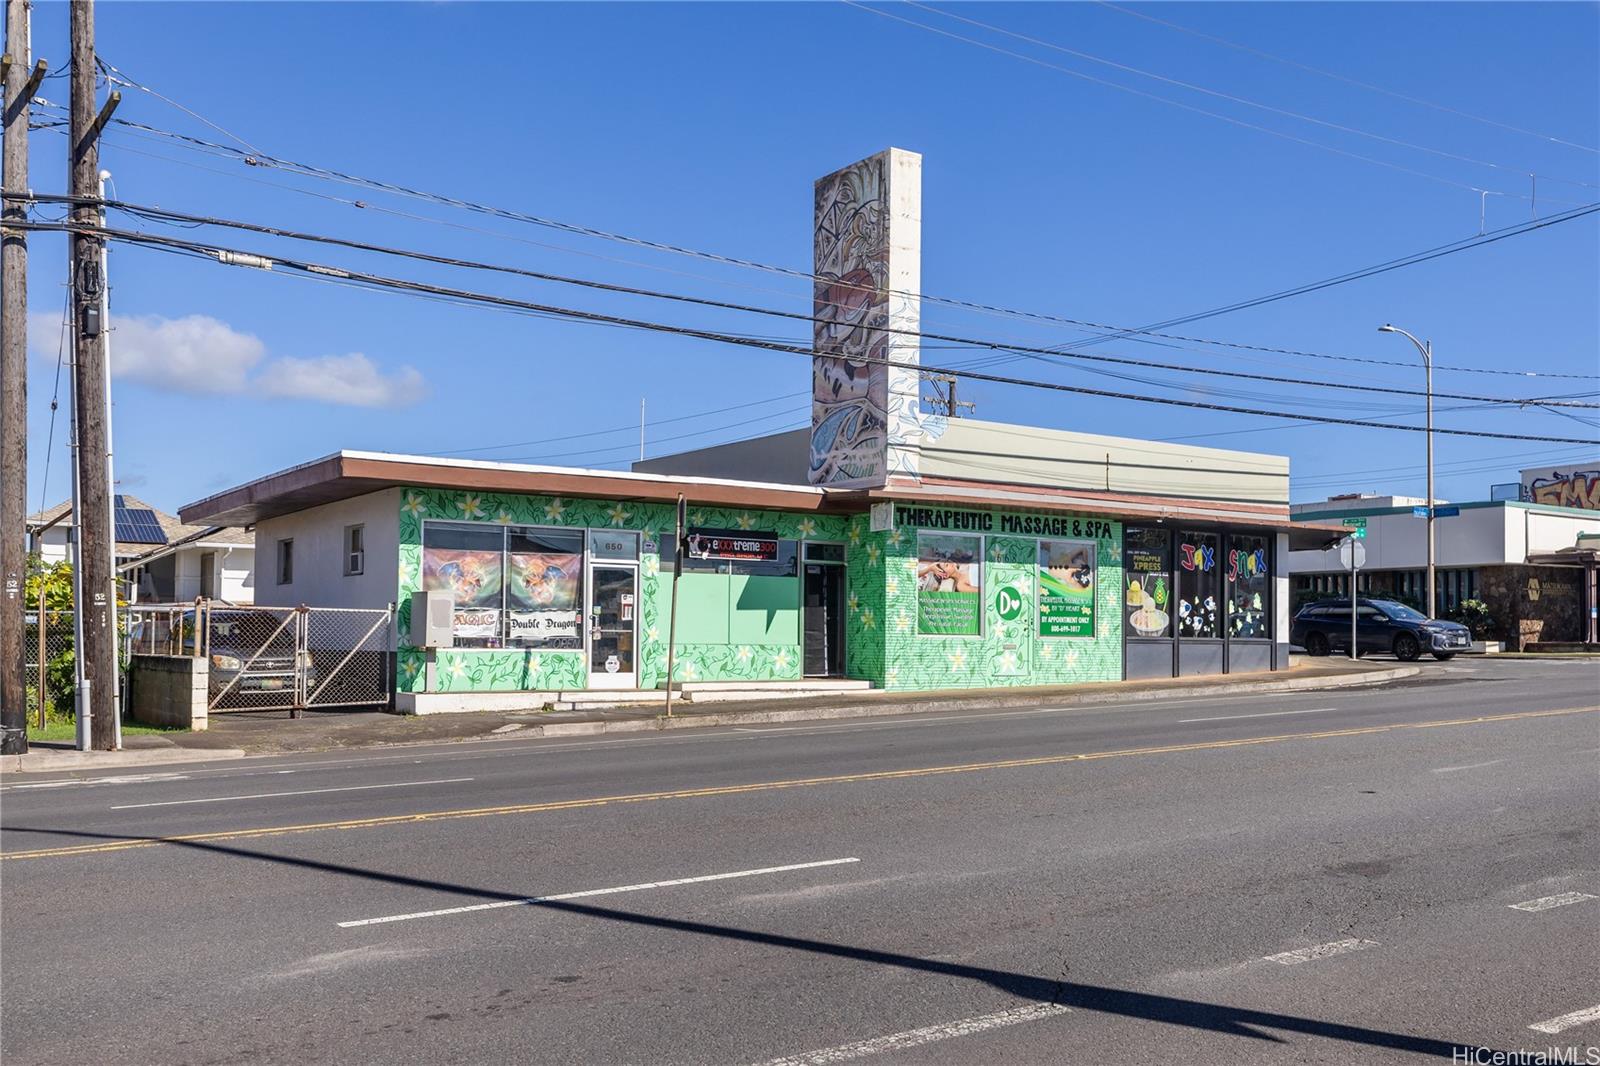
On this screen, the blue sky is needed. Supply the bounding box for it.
[17,1,1599,515]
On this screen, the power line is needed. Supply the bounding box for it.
[9,216,1595,448]
[432,390,809,457]
[1093,0,1600,155]
[906,1,1598,190]
[32,101,1594,380]
[16,191,1598,406]
[843,1,1583,203]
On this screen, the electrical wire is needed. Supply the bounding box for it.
[15,190,1598,406]
[9,216,1595,448]
[32,100,1595,377]
[906,1,1598,190]
[843,0,1582,203]
[1093,0,1600,155]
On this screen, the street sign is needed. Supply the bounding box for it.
[1412,506,1429,518]
[1338,537,1366,572]
[1433,505,1460,518]
[1341,517,1367,539]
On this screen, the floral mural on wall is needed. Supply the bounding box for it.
[396,487,848,694]
[846,516,1123,691]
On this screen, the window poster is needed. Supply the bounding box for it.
[422,547,503,642]
[1124,527,1172,639]
[1177,532,1221,638]
[916,533,982,636]
[508,551,583,648]
[1038,539,1095,638]
[1227,536,1270,639]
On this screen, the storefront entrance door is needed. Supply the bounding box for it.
[588,564,638,689]
[803,564,845,677]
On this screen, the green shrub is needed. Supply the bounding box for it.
[1449,599,1496,639]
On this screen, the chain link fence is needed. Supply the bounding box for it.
[23,608,75,726]
[41,601,396,720]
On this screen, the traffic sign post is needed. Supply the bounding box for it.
[1339,536,1366,661]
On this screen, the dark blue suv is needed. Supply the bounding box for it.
[1291,598,1471,661]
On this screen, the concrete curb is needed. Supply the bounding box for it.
[0,664,1420,773]
[1,747,248,775]
[530,665,1422,736]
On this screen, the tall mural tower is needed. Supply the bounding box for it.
[809,148,929,487]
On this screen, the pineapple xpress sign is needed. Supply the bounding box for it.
[1038,539,1096,638]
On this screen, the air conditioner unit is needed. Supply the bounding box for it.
[410,590,454,649]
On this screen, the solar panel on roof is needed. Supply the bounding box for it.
[114,501,167,545]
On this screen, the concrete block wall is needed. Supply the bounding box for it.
[128,655,209,730]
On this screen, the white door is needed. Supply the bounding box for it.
[587,564,638,689]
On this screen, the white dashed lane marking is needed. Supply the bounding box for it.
[1529,1004,1600,1035]
[1508,892,1597,913]
[1262,939,1379,965]
[110,778,475,810]
[338,857,860,928]
[750,1003,1072,1065]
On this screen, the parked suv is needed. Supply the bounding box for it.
[1291,598,1471,661]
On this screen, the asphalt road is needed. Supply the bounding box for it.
[2,657,1597,1065]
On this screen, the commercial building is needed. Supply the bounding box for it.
[1289,468,1600,648]
[181,148,1339,712]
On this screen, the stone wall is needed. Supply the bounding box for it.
[1477,565,1586,650]
[128,655,209,730]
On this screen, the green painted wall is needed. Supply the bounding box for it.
[394,488,1125,694]
[395,488,847,693]
[843,511,1123,691]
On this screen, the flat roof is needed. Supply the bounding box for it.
[182,449,1343,545]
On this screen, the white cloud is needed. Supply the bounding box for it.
[256,353,427,408]
[24,310,426,409]
[113,314,266,393]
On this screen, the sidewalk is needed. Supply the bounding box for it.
[3,657,1418,773]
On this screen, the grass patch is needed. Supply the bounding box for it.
[26,717,183,743]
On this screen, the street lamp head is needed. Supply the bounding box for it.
[1378,324,1398,333]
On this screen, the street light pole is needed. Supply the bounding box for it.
[1378,324,1435,619]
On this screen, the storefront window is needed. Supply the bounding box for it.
[1226,534,1270,639]
[422,522,505,647]
[1038,539,1096,638]
[916,533,982,636]
[1177,532,1221,638]
[1124,527,1172,639]
[507,528,584,649]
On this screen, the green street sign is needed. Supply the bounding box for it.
[1341,517,1368,540]
[995,585,1024,622]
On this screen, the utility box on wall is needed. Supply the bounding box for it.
[410,590,454,649]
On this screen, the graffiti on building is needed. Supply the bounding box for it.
[810,149,928,486]
[1520,468,1600,510]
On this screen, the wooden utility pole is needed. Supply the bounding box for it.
[69,0,116,749]
[922,373,975,419]
[1,0,43,756]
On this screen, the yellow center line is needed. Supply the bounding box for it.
[3,705,1593,861]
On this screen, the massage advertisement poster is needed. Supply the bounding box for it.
[916,534,982,636]
[1038,539,1096,638]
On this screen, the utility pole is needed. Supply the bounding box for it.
[69,0,118,749]
[2,0,44,757]
[922,373,975,418]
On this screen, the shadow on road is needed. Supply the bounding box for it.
[6,825,1497,1060]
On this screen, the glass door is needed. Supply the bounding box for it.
[587,564,638,689]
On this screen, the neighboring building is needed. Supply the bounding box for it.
[179,147,1341,713]
[25,495,256,604]
[1289,490,1600,648]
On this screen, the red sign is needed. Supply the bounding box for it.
[686,531,779,562]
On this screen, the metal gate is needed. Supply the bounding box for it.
[199,604,394,715]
